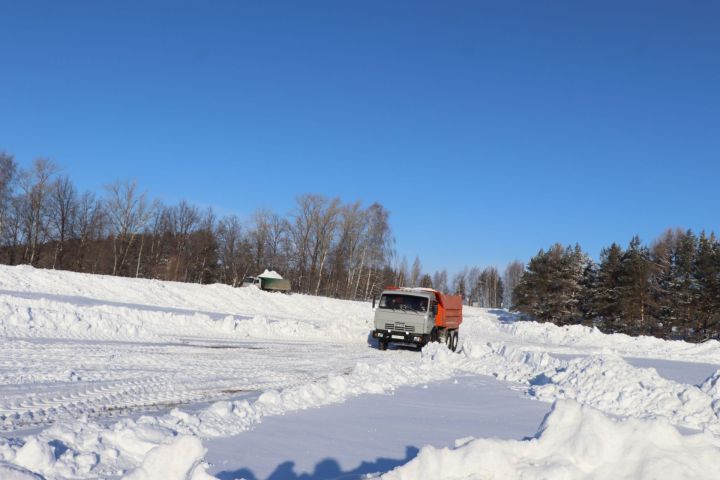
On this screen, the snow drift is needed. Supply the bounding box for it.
[0,265,372,342]
[378,400,720,480]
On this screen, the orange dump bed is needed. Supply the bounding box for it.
[383,286,463,329]
[435,292,463,329]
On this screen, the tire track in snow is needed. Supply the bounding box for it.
[0,337,389,432]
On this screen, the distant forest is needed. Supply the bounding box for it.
[513,232,720,342]
[0,153,507,303]
[0,154,397,298]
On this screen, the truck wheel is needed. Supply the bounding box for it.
[445,330,453,349]
[450,330,459,352]
[378,340,388,351]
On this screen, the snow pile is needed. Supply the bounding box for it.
[701,369,720,397]
[461,308,720,364]
[0,463,44,480]
[0,428,215,479]
[122,436,213,480]
[257,270,283,279]
[378,400,720,480]
[0,265,372,342]
[700,369,720,416]
[446,340,720,436]
[531,354,720,435]
[458,341,562,383]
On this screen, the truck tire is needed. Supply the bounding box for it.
[450,330,459,352]
[445,330,453,349]
[378,339,388,351]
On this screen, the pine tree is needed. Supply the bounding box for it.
[512,243,587,324]
[617,236,654,335]
[695,231,719,338]
[671,230,699,337]
[649,230,677,337]
[590,243,624,329]
[512,249,545,318]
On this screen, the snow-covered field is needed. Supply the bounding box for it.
[1,265,720,479]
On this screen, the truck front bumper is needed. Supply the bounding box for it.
[372,329,429,345]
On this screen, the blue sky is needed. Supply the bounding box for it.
[1,1,719,274]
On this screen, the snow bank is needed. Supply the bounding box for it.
[0,463,44,480]
[378,400,720,480]
[122,436,213,480]
[0,265,372,342]
[461,307,720,364]
[531,354,720,435]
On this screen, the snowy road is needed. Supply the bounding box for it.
[0,337,389,433]
[1,265,720,479]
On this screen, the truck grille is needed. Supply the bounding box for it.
[385,323,414,333]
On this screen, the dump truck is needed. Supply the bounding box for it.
[371,287,462,351]
[242,270,291,293]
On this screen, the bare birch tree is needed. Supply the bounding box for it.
[48,176,77,269]
[19,158,58,265]
[0,153,18,250]
[105,180,153,276]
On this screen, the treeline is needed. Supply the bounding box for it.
[512,230,720,341]
[0,154,398,299]
[392,257,524,309]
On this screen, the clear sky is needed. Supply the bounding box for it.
[1,1,719,274]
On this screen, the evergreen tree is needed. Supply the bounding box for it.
[512,250,543,317]
[512,243,587,324]
[695,231,720,338]
[671,230,698,336]
[617,236,654,335]
[590,243,624,327]
[577,258,597,323]
[648,230,677,336]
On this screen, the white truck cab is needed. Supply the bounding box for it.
[371,287,461,351]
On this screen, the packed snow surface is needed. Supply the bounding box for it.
[1,265,720,479]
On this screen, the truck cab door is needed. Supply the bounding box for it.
[429,301,438,324]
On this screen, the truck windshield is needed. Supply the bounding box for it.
[379,294,428,313]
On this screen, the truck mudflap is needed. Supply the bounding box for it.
[372,329,429,345]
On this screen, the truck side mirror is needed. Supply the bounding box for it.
[431,304,438,315]
[372,296,376,309]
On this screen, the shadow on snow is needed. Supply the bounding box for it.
[215,445,419,480]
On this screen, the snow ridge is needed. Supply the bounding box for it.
[377,400,720,480]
